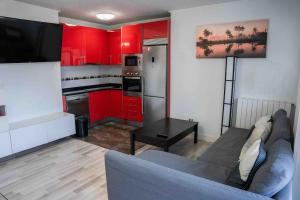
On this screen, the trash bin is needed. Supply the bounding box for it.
[75,116,89,138]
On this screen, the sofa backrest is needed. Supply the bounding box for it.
[249,109,294,200]
[265,109,292,150]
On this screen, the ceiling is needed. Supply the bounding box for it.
[16,0,238,25]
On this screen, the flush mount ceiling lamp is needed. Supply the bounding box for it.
[65,23,77,27]
[96,13,115,21]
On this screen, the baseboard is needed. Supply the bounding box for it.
[198,134,219,143]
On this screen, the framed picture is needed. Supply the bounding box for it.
[196,19,269,58]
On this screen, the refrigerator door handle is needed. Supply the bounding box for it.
[142,77,145,114]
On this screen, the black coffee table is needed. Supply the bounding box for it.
[130,118,198,155]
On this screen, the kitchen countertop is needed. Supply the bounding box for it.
[62,84,122,96]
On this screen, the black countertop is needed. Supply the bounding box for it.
[62,83,122,96]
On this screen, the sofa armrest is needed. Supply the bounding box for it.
[105,150,273,200]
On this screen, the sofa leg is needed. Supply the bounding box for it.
[194,125,198,144]
[164,146,169,152]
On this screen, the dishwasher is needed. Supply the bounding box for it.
[66,93,90,120]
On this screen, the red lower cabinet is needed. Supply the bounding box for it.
[110,90,123,118]
[89,90,110,123]
[123,96,143,122]
[89,90,143,123]
[62,96,67,112]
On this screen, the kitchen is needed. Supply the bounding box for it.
[61,19,170,146]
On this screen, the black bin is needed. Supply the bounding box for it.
[75,116,89,137]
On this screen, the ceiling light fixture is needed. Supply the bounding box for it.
[96,13,115,21]
[65,23,77,27]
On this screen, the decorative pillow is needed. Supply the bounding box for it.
[249,139,294,197]
[239,139,266,185]
[239,123,271,160]
[255,115,272,127]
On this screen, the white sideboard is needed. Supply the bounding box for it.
[1,112,75,158]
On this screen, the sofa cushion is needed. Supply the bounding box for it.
[138,150,232,183]
[249,139,294,197]
[198,127,250,169]
[265,116,291,150]
[239,139,266,183]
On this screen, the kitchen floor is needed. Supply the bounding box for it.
[80,122,145,154]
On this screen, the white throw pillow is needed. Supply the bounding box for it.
[255,115,272,127]
[239,139,263,182]
[239,122,271,160]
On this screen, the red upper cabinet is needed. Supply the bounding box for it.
[108,29,122,65]
[98,29,109,65]
[61,24,108,66]
[82,27,108,65]
[121,24,142,54]
[143,20,169,39]
[61,24,84,66]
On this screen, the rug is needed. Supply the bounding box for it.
[81,122,145,154]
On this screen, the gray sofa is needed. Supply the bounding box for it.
[105,110,294,200]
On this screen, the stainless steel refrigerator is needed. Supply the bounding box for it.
[143,45,167,124]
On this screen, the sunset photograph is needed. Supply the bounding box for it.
[196,19,269,58]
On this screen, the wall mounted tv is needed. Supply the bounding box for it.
[0,16,62,63]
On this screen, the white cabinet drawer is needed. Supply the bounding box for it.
[0,131,12,158]
[46,115,75,142]
[10,124,48,153]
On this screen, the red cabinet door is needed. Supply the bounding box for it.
[89,92,98,123]
[121,24,142,54]
[89,90,111,123]
[143,20,169,39]
[110,90,123,118]
[123,96,143,122]
[61,24,84,66]
[108,29,122,65]
[98,29,109,65]
[83,27,108,65]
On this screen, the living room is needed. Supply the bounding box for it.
[0,0,300,199]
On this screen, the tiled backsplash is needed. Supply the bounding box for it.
[61,65,122,89]
[61,74,122,81]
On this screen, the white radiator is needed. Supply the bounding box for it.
[235,98,293,129]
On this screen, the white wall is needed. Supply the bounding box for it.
[170,0,300,141]
[0,0,63,123]
[293,76,300,199]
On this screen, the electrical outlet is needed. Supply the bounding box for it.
[188,118,194,122]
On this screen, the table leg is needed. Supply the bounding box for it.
[130,133,135,155]
[194,125,198,144]
[164,146,169,152]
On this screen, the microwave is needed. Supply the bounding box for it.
[123,54,143,67]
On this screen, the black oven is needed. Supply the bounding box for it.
[123,76,142,94]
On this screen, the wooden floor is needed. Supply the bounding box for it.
[0,136,211,200]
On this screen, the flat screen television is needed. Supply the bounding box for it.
[0,16,62,63]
